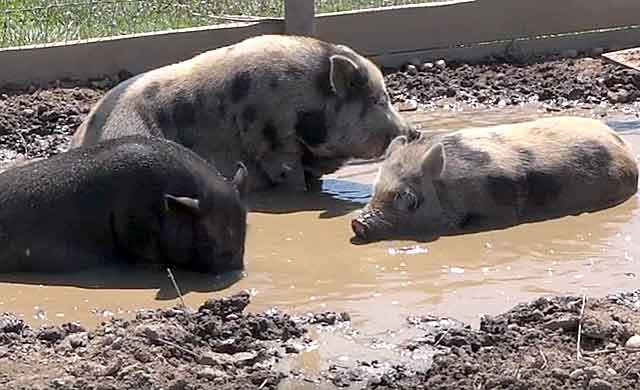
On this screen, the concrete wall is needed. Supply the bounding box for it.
[1,21,283,87]
[1,0,640,87]
[315,0,640,60]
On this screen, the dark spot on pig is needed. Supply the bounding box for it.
[487,175,520,206]
[263,121,281,149]
[525,171,562,207]
[231,71,252,102]
[172,92,195,128]
[142,82,172,129]
[154,109,170,129]
[217,97,227,119]
[142,81,160,102]
[242,105,257,124]
[571,141,612,175]
[194,91,207,110]
[295,110,327,147]
[89,73,142,132]
[445,134,491,166]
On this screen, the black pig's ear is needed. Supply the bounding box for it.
[164,194,201,215]
[232,162,249,198]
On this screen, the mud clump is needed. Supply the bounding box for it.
[0,86,104,172]
[0,291,322,390]
[327,290,640,390]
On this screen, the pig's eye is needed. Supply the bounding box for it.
[393,190,420,212]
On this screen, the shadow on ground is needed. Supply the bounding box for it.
[0,267,243,301]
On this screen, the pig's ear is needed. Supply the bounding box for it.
[385,135,408,158]
[232,162,249,198]
[329,55,367,98]
[422,143,445,178]
[164,194,201,215]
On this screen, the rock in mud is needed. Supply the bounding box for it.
[196,367,227,380]
[625,334,640,349]
[0,313,26,334]
[67,332,88,349]
[200,291,250,316]
[310,312,350,326]
[198,350,234,367]
[588,378,613,390]
[36,326,66,343]
[543,315,579,331]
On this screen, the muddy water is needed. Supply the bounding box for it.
[1,108,639,355]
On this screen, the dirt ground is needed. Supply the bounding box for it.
[324,290,640,390]
[0,292,349,390]
[1,290,639,389]
[1,54,640,389]
[385,55,640,111]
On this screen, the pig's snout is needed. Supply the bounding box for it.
[351,218,370,240]
[351,208,391,241]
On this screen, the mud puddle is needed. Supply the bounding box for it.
[1,108,640,382]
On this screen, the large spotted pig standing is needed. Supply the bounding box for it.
[352,117,639,242]
[71,35,417,192]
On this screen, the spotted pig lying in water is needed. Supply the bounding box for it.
[70,34,417,192]
[0,135,248,274]
[352,117,639,242]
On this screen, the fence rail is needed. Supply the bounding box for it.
[1,0,639,87]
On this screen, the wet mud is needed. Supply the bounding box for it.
[323,290,640,390]
[2,290,639,389]
[0,291,349,390]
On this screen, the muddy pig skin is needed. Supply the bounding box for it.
[352,116,639,242]
[70,34,417,192]
[0,135,248,273]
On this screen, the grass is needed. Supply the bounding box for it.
[0,0,438,48]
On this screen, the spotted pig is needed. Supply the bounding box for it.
[0,135,248,274]
[352,117,639,242]
[70,34,417,192]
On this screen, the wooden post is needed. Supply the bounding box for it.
[285,0,315,37]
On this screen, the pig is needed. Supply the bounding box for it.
[352,117,639,242]
[70,34,418,192]
[0,135,248,274]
